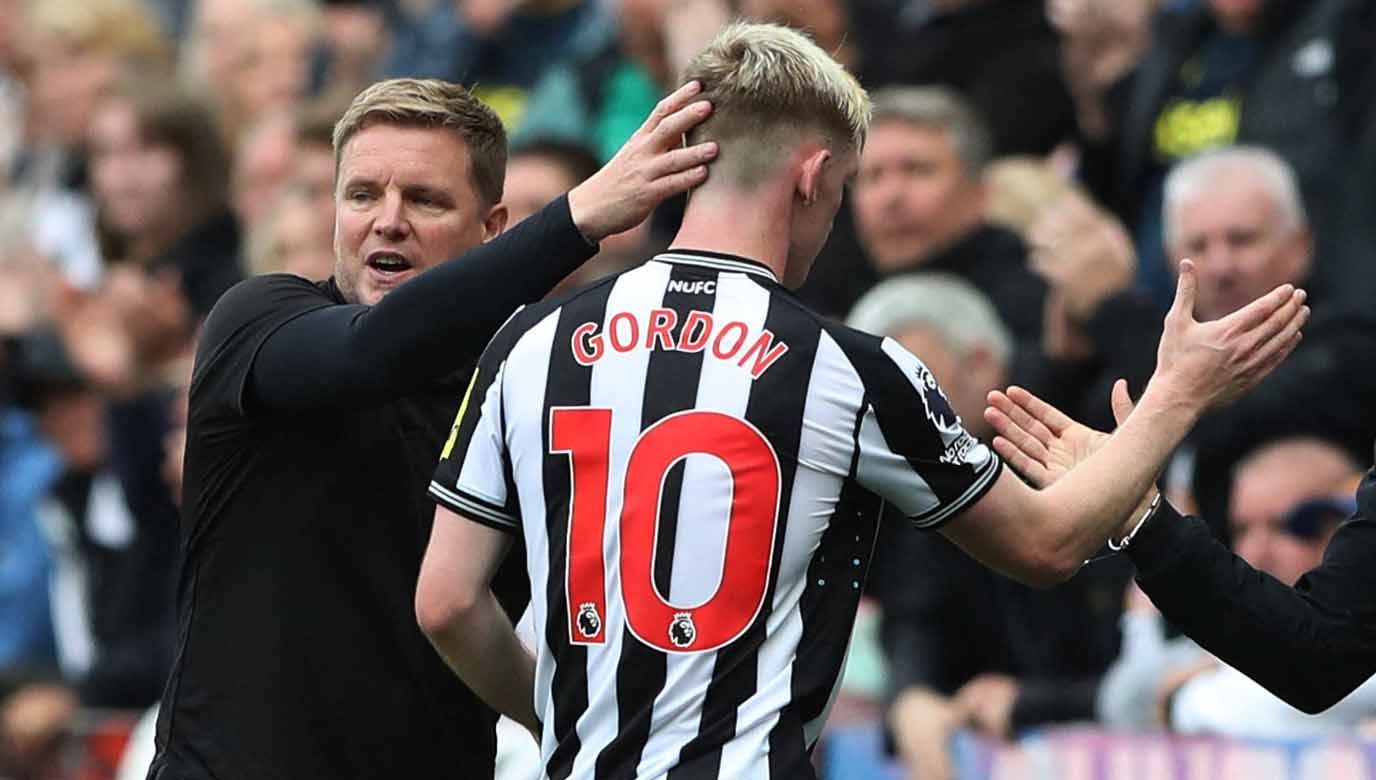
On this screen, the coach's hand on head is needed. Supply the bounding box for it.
[567,81,718,243]
[1151,258,1308,412]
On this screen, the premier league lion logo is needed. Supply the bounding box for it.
[911,362,964,437]
[577,603,601,638]
[669,612,697,649]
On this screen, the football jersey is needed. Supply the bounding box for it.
[430,249,1001,779]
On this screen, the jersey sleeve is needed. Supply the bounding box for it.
[189,274,335,420]
[849,336,1002,530]
[428,308,531,532]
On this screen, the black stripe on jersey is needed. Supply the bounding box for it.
[764,364,881,773]
[592,265,713,780]
[825,326,1001,522]
[786,483,884,746]
[542,281,615,780]
[667,288,821,780]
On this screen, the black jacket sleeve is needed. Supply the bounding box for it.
[1128,471,1376,714]
[249,196,595,411]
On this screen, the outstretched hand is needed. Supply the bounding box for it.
[1154,258,1307,411]
[567,81,719,242]
[984,379,1133,488]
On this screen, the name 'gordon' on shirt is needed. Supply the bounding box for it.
[571,308,789,379]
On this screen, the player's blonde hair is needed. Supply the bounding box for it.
[682,22,870,185]
[332,78,508,205]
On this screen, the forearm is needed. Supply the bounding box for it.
[1130,502,1376,713]
[426,590,540,734]
[251,196,594,411]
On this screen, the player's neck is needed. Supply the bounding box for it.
[671,185,791,281]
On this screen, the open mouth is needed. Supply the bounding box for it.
[366,252,413,278]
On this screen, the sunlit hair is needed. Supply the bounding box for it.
[332,78,508,205]
[681,22,869,186]
[25,0,171,68]
[1163,145,1307,250]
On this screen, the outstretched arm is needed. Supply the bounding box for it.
[249,83,719,412]
[939,262,1307,585]
[987,384,1376,713]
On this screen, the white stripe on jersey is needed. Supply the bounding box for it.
[450,359,518,522]
[718,330,866,776]
[568,262,672,780]
[501,310,561,750]
[633,271,772,780]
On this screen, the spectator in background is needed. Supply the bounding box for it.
[841,86,1045,351]
[291,98,345,228]
[241,98,341,280]
[86,78,241,324]
[846,274,1012,441]
[183,0,319,142]
[515,0,726,162]
[244,188,335,281]
[1055,0,1376,307]
[848,273,1130,780]
[1099,437,1376,738]
[313,0,389,101]
[232,112,299,232]
[2,0,172,291]
[871,0,1078,156]
[383,0,614,130]
[1021,186,1161,433]
[1161,147,1376,531]
[0,329,178,778]
[504,139,652,296]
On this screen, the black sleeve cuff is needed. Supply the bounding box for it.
[1125,501,1207,580]
[552,194,600,252]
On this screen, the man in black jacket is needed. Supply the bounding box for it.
[148,77,717,780]
[986,387,1376,716]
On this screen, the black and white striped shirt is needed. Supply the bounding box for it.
[430,250,1001,779]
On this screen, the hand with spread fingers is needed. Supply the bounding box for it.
[984,379,1133,489]
[567,80,719,242]
[1152,258,1308,412]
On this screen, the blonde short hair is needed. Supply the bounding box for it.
[333,78,508,204]
[25,0,170,67]
[682,22,869,185]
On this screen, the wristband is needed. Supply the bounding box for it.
[1108,491,1163,552]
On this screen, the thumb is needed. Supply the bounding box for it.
[1110,378,1135,427]
[1168,258,1197,322]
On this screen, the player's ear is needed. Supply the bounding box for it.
[482,202,509,242]
[797,148,832,207]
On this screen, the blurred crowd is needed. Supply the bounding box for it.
[1,0,1375,778]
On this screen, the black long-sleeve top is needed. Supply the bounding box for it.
[1128,462,1376,714]
[155,197,596,780]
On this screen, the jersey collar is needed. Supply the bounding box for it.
[653,249,781,284]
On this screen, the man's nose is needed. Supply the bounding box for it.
[373,192,410,239]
